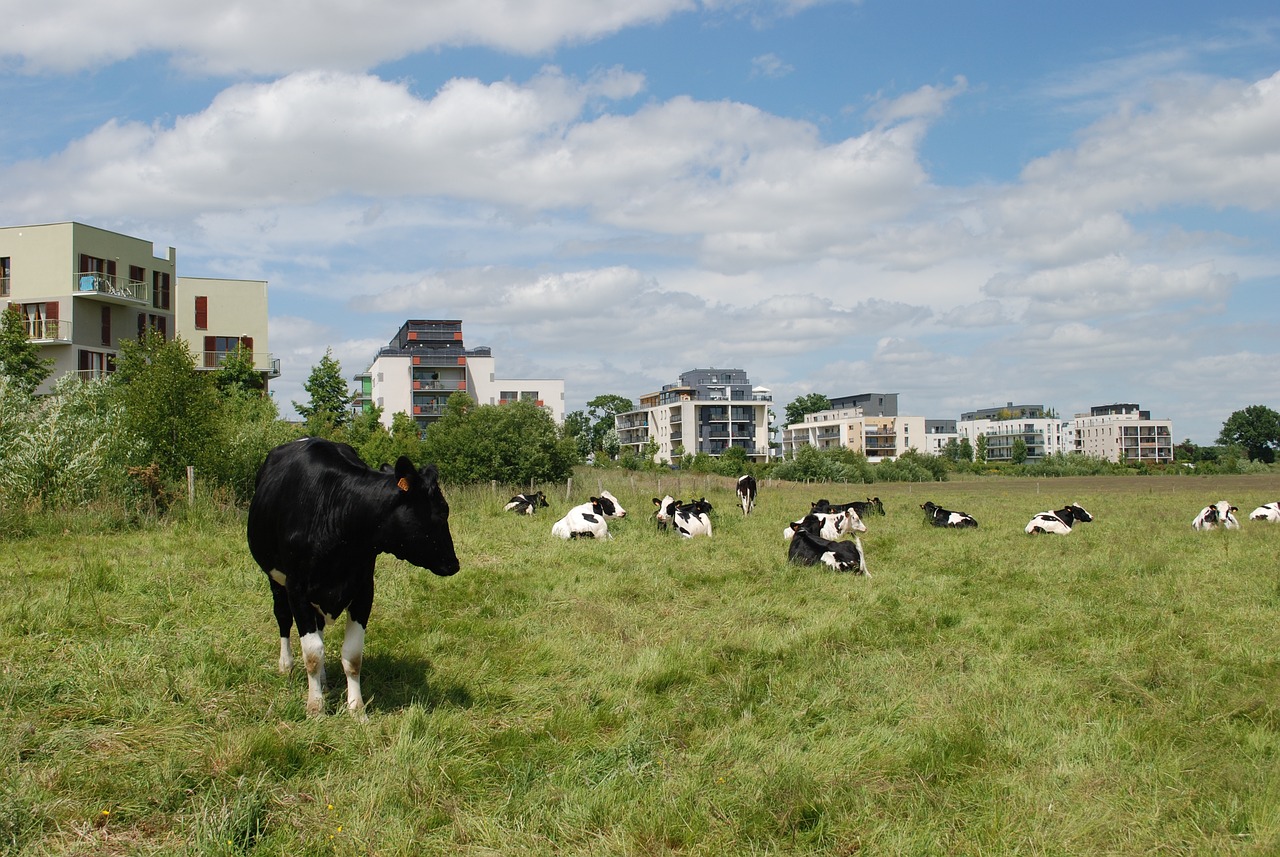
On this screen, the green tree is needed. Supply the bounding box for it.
[957,436,974,463]
[424,394,577,484]
[717,444,748,475]
[585,394,634,452]
[111,332,220,481]
[975,433,988,463]
[212,343,264,395]
[784,393,831,426]
[941,437,960,462]
[1218,405,1280,463]
[0,306,53,396]
[293,348,354,434]
[562,410,592,458]
[1011,437,1029,465]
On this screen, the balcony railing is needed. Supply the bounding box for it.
[24,318,71,342]
[196,350,279,376]
[73,272,148,303]
[0,276,9,297]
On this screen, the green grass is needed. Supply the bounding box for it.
[3,472,1280,855]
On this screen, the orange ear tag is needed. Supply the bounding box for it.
[397,477,410,492]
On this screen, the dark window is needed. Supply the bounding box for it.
[100,306,111,346]
[152,271,171,309]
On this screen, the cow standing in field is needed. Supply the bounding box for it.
[737,475,757,515]
[921,501,978,528]
[783,508,866,541]
[504,491,549,515]
[247,438,459,717]
[1025,503,1094,535]
[1249,502,1280,522]
[552,491,628,539]
[1193,500,1240,530]
[787,515,869,575]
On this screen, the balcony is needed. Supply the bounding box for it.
[73,272,149,305]
[196,350,280,377]
[0,276,9,297]
[24,318,71,343]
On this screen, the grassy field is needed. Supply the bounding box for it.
[2,471,1280,855]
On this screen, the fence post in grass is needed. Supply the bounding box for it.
[492,480,497,497]
[187,466,195,504]
[566,477,573,501]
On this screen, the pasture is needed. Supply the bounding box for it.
[2,472,1280,855]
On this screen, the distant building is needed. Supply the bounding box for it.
[957,402,1066,463]
[0,221,278,390]
[354,319,565,432]
[1071,403,1173,464]
[779,392,933,462]
[615,368,772,463]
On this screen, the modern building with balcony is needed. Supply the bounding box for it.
[174,277,280,387]
[957,403,1066,463]
[778,393,930,462]
[1072,403,1173,464]
[354,319,565,433]
[615,368,772,463]
[0,222,278,390]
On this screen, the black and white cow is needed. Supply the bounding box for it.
[1249,502,1280,522]
[1025,503,1094,535]
[812,497,885,518]
[504,491,549,515]
[552,490,627,539]
[1193,500,1240,530]
[787,516,869,575]
[736,475,757,515]
[653,495,714,537]
[247,438,459,717]
[920,501,978,528]
[782,508,866,540]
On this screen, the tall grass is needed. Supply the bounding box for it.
[2,472,1279,854]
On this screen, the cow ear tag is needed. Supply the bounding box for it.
[397,477,411,492]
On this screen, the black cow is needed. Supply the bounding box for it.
[921,500,978,528]
[812,497,885,518]
[787,515,869,575]
[247,438,459,717]
[504,491,549,515]
[736,475,757,515]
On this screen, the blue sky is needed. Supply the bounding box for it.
[3,1,1278,443]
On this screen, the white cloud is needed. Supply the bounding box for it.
[751,53,794,79]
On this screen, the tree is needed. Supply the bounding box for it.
[1218,405,1280,463]
[423,394,577,484]
[0,306,53,396]
[212,343,264,395]
[294,348,354,433]
[957,436,974,462]
[975,433,988,463]
[784,393,831,426]
[111,332,220,481]
[562,410,593,458]
[585,394,634,452]
[1011,437,1028,465]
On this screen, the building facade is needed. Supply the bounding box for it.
[1071,403,1173,464]
[615,368,772,463]
[0,221,277,390]
[354,319,565,432]
[778,393,931,462]
[957,403,1066,463]
[174,276,279,386]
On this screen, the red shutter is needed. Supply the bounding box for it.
[101,307,111,346]
[194,296,208,329]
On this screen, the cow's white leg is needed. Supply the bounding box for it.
[341,619,367,719]
[300,631,326,716]
[278,637,294,673]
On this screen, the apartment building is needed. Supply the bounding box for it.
[957,403,1067,463]
[778,392,932,462]
[615,368,772,463]
[0,222,277,390]
[354,319,565,432]
[1072,403,1173,464]
[174,277,279,387]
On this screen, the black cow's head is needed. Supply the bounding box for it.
[382,456,460,576]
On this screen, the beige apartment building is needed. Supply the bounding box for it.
[1071,403,1173,464]
[778,392,935,462]
[0,221,277,390]
[615,368,772,464]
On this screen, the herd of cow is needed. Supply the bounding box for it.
[245,438,1279,716]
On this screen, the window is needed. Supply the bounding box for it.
[21,302,58,339]
[203,335,250,368]
[152,271,171,309]
[137,313,168,340]
[78,254,117,293]
[100,306,111,346]
[78,349,113,379]
[0,256,10,296]
[194,295,208,330]
[129,265,146,288]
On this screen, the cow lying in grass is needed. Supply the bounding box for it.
[653,496,714,538]
[920,501,978,528]
[1193,500,1240,530]
[782,508,866,540]
[787,515,869,575]
[1249,502,1280,522]
[504,491,548,515]
[1025,503,1093,535]
[552,491,628,539]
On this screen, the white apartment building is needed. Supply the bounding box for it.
[0,221,277,390]
[615,368,772,463]
[957,403,1067,462]
[1071,403,1173,464]
[354,319,565,432]
[778,393,930,462]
